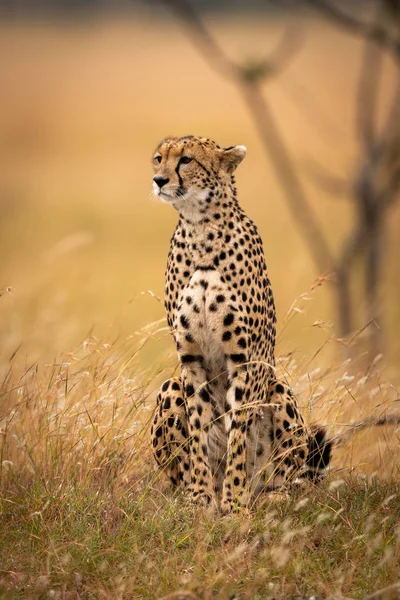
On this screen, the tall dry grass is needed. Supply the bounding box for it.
[1,291,400,598]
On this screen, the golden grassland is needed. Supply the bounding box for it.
[1,318,400,599]
[0,13,400,599]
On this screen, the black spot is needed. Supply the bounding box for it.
[176,396,184,407]
[181,354,203,364]
[235,387,244,401]
[199,388,210,403]
[222,331,232,342]
[180,315,189,329]
[172,381,181,391]
[162,381,169,392]
[224,313,234,326]
[230,353,246,364]
[186,384,195,397]
[233,477,240,486]
[216,294,225,303]
[164,396,171,410]
[276,383,285,394]
[286,403,295,419]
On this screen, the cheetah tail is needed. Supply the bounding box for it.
[304,425,333,481]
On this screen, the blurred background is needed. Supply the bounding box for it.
[0,0,399,373]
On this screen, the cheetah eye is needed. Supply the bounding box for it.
[154,155,162,164]
[179,156,193,165]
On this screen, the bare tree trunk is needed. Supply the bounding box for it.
[336,264,352,338]
[365,213,384,358]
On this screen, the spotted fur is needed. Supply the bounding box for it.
[150,136,331,511]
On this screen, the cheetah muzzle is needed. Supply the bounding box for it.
[150,135,332,512]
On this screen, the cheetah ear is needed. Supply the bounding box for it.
[220,145,247,173]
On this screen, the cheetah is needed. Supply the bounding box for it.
[150,136,332,512]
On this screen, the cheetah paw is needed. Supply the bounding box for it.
[266,490,290,503]
[188,489,215,508]
[220,497,249,516]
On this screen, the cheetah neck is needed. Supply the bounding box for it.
[176,179,239,226]
[175,183,244,267]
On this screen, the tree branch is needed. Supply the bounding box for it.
[333,412,400,447]
[356,4,384,151]
[303,0,400,61]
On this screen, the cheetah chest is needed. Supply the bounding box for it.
[178,268,229,388]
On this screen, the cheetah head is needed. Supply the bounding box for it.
[151,135,246,218]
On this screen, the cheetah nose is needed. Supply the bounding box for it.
[153,176,170,189]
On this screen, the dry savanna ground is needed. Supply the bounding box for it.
[1,10,400,599]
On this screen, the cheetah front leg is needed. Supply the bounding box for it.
[219,317,257,514]
[182,366,215,505]
[220,360,251,513]
[174,337,215,505]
